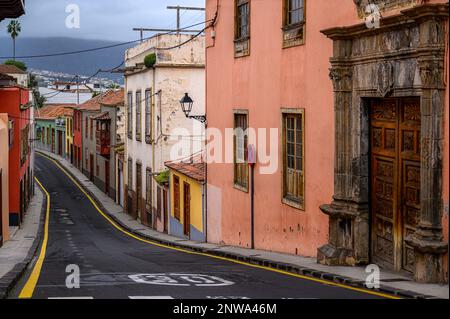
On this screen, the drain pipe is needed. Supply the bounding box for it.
[248,144,256,250]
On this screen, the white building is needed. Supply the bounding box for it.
[38,87,92,105]
[0,65,28,87]
[124,33,205,232]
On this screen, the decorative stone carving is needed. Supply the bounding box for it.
[319,3,448,283]
[377,61,394,97]
[354,0,417,16]
[419,59,445,89]
[329,68,353,92]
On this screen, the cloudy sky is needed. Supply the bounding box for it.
[1,0,205,41]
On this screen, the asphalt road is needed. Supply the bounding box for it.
[12,155,388,299]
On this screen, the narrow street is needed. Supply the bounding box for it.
[11,154,389,299]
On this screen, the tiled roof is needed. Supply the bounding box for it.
[165,153,205,183]
[35,104,76,120]
[0,64,27,74]
[99,89,124,106]
[77,89,123,111]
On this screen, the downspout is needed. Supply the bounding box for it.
[152,65,156,230]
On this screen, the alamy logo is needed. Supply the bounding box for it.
[365,4,381,29]
[365,264,380,289]
[65,4,80,29]
[66,264,80,289]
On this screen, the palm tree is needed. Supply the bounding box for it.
[7,20,21,61]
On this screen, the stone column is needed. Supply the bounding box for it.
[403,9,448,282]
[317,50,370,266]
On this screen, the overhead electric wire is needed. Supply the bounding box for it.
[0,20,214,60]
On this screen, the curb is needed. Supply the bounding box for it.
[38,151,441,300]
[0,186,47,299]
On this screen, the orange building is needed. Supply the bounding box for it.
[205,0,448,283]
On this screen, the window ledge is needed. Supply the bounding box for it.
[233,183,249,193]
[282,197,304,211]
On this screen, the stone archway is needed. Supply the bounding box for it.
[317,3,448,283]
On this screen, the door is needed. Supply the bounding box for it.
[119,164,124,207]
[51,129,55,153]
[105,160,110,195]
[370,97,421,272]
[57,131,62,156]
[183,182,191,237]
[90,154,94,181]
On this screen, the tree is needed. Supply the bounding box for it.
[4,59,27,71]
[107,83,120,89]
[7,20,21,61]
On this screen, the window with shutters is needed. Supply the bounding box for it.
[234,0,250,57]
[233,111,248,191]
[282,0,306,48]
[128,158,133,191]
[145,89,152,143]
[136,90,142,141]
[146,168,152,213]
[282,109,305,209]
[173,175,180,220]
[127,92,133,139]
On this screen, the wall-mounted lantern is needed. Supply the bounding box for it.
[179,93,206,124]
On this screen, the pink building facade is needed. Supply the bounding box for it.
[205,0,448,283]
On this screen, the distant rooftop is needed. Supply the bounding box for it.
[0,64,27,75]
[35,104,76,120]
[165,153,205,183]
[77,89,124,112]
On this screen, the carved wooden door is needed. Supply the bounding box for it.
[370,97,420,272]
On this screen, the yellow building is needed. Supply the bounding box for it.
[65,115,73,162]
[165,155,205,242]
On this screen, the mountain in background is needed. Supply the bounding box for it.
[0,37,135,81]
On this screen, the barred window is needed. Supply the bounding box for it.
[285,0,304,26]
[235,0,250,39]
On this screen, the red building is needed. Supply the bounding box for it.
[0,74,31,226]
[73,109,83,170]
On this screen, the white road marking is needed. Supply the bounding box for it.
[128,296,174,299]
[129,273,235,287]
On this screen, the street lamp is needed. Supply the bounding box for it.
[179,93,206,124]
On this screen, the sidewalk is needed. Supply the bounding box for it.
[0,185,45,299]
[37,149,449,299]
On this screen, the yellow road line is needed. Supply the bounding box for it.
[36,151,400,299]
[19,177,50,299]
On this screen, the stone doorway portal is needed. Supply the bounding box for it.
[317,3,448,283]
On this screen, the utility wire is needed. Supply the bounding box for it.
[1,20,213,60]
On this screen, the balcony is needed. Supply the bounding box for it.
[94,112,111,158]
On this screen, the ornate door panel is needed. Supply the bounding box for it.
[370,98,420,272]
[399,98,421,272]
